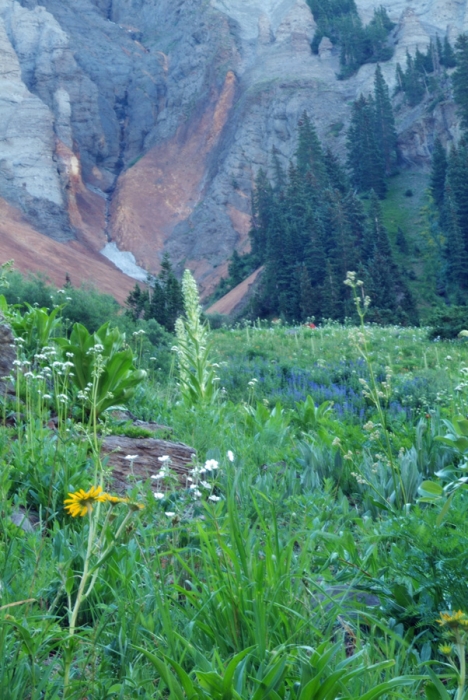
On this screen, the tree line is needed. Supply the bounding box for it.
[308,0,395,78]
[226,104,417,325]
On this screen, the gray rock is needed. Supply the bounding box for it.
[0,318,15,396]
[0,0,465,285]
[101,435,196,493]
[10,508,39,532]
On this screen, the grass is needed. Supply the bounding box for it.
[2,305,468,698]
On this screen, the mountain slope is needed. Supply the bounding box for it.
[0,0,465,298]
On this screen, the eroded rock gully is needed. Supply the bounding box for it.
[0,0,465,298]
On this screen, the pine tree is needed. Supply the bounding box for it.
[324,147,349,192]
[295,112,326,183]
[250,169,275,265]
[159,254,184,332]
[403,50,425,106]
[373,65,398,175]
[446,143,468,247]
[321,260,343,320]
[430,137,447,210]
[347,95,386,197]
[453,34,468,131]
[441,35,456,68]
[444,181,468,290]
[126,283,149,321]
[141,254,184,332]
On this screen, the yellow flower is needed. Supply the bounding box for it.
[127,501,145,511]
[439,644,453,655]
[104,493,144,511]
[437,610,468,629]
[64,485,108,517]
[105,494,130,506]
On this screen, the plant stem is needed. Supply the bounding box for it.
[456,637,466,700]
[63,511,95,697]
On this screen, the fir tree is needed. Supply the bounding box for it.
[441,35,456,68]
[132,254,184,332]
[373,65,398,174]
[446,143,468,249]
[444,182,468,291]
[408,51,425,105]
[346,95,386,197]
[430,137,447,210]
[126,283,149,321]
[453,34,468,131]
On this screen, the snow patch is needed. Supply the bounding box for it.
[101,242,148,282]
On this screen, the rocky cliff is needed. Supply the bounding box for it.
[0,0,465,298]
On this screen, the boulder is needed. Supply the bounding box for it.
[101,435,196,492]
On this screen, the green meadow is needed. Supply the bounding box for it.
[1,269,468,699]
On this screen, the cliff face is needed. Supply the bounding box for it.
[0,0,465,297]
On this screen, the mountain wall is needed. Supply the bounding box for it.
[0,0,465,298]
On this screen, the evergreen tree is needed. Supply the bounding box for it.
[446,143,468,248]
[250,169,275,265]
[324,147,349,193]
[158,253,184,332]
[453,34,468,131]
[126,283,149,321]
[131,254,184,332]
[373,65,398,175]
[441,35,456,68]
[396,226,409,254]
[228,250,246,287]
[295,112,326,183]
[299,265,320,319]
[346,95,386,197]
[403,50,425,106]
[444,181,468,290]
[430,137,447,210]
[231,114,417,324]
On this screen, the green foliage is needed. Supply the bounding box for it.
[453,34,468,131]
[174,270,219,405]
[138,641,416,699]
[4,288,468,698]
[346,66,397,196]
[427,305,468,339]
[4,300,63,358]
[395,37,454,108]
[226,112,415,324]
[56,321,146,416]
[2,271,121,332]
[308,0,395,78]
[126,254,184,332]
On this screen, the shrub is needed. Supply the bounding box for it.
[428,305,468,339]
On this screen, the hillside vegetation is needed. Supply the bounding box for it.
[213,29,468,326]
[2,265,468,698]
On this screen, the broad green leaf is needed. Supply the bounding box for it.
[419,481,443,497]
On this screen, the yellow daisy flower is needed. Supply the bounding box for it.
[64,485,108,517]
[437,610,468,629]
[439,644,453,655]
[104,494,143,510]
[105,494,130,505]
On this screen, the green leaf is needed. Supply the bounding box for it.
[436,492,455,526]
[419,481,443,497]
[358,675,418,700]
[222,647,255,696]
[425,682,443,700]
[133,646,185,700]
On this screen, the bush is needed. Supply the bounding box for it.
[428,305,468,339]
